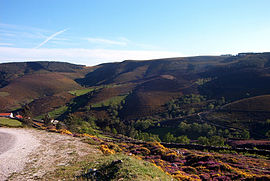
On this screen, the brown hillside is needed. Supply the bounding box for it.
[28,92,74,117]
[0,72,82,111]
[120,77,187,119]
[88,84,135,104]
[222,95,270,112]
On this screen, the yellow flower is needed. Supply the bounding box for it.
[100,144,115,155]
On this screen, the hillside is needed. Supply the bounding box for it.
[222,95,270,112]
[1,55,270,180]
[0,61,94,112]
[3,128,269,181]
[54,53,270,140]
[2,53,270,141]
[74,53,270,119]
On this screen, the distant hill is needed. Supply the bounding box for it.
[74,53,270,118]
[1,53,270,139]
[222,95,270,112]
[0,61,94,111]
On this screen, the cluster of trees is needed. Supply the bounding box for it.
[59,90,251,144]
[163,94,206,118]
[163,132,190,144]
[162,94,226,119]
[64,112,161,142]
[177,121,249,140]
[154,121,251,146]
[178,122,216,138]
[197,136,225,146]
[162,132,226,146]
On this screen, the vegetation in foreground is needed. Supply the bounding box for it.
[53,153,173,181]
[0,117,22,127]
[37,127,270,181]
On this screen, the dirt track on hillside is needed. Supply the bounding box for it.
[0,128,100,181]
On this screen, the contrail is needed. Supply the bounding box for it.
[34,28,68,49]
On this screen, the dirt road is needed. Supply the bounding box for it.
[0,128,40,181]
[0,128,99,181]
[0,131,16,155]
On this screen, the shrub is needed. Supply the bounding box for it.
[175,135,190,144]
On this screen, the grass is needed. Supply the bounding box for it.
[68,85,119,97]
[50,153,173,181]
[35,106,68,120]
[92,95,127,108]
[0,91,10,97]
[48,106,68,118]
[0,117,22,127]
[69,88,95,96]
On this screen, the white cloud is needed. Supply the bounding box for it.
[86,38,128,46]
[0,47,183,66]
[0,43,13,46]
[34,28,69,49]
[0,23,48,33]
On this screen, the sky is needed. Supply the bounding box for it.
[0,0,270,66]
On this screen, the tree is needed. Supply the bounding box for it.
[209,136,225,146]
[21,105,33,126]
[128,127,138,138]
[135,119,152,130]
[178,122,190,133]
[207,126,216,137]
[163,132,176,143]
[191,123,201,133]
[175,135,190,144]
[242,129,250,139]
[197,136,209,145]
[104,126,111,133]
[112,128,118,135]
[43,114,51,127]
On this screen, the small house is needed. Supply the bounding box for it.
[0,113,14,118]
[15,115,23,120]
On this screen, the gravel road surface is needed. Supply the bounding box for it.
[0,128,40,181]
[0,127,99,181]
[0,132,16,155]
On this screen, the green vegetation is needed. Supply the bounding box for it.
[0,117,22,127]
[92,95,127,108]
[162,94,226,119]
[51,153,172,180]
[48,106,68,119]
[197,136,225,146]
[80,154,173,181]
[163,132,190,144]
[69,88,95,96]
[163,94,207,118]
[64,114,97,134]
[36,106,68,120]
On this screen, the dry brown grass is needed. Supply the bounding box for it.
[0,72,82,111]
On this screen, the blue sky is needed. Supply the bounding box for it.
[1,0,270,65]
